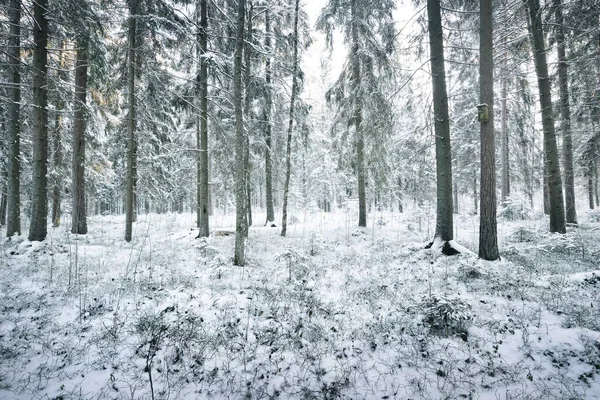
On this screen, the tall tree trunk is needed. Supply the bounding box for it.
[473,174,478,215]
[526,0,566,233]
[351,0,367,228]
[281,0,300,237]
[263,8,275,225]
[197,0,210,238]
[29,0,49,242]
[52,41,68,228]
[479,0,499,261]
[595,165,599,207]
[72,40,88,234]
[244,2,253,231]
[125,2,137,242]
[553,0,577,225]
[588,165,595,210]
[427,0,454,244]
[234,0,248,264]
[6,0,21,236]
[500,52,510,204]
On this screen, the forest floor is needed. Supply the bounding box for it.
[0,207,599,399]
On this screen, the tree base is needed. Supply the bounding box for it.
[425,238,464,256]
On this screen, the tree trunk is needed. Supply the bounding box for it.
[125,2,137,242]
[553,0,577,225]
[595,165,599,207]
[263,8,275,225]
[6,0,21,237]
[473,174,478,215]
[427,0,454,243]
[244,2,253,232]
[281,0,300,237]
[588,166,595,210]
[52,41,68,228]
[197,0,210,238]
[29,0,49,241]
[500,52,510,204]
[72,40,88,235]
[478,0,499,261]
[234,0,247,265]
[453,182,458,214]
[526,0,566,233]
[351,0,367,228]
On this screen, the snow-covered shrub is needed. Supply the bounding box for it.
[505,226,540,243]
[589,208,600,223]
[457,262,483,281]
[420,294,472,338]
[499,196,534,220]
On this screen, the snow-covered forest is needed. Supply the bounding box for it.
[1,0,600,398]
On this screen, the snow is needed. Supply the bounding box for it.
[0,210,599,399]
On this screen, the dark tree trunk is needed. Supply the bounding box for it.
[244,2,253,231]
[125,1,137,242]
[234,0,247,264]
[281,0,300,237]
[427,0,454,243]
[71,40,88,235]
[263,8,275,225]
[6,0,21,237]
[29,0,50,241]
[478,0,499,261]
[553,0,577,225]
[197,0,210,238]
[588,166,595,210]
[473,174,478,215]
[351,0,367,228]
[526,0,566,233]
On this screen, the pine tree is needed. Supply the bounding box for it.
[125,0,138,242]
[6,0,21,237]
[478,0,499,260]
[427,0,454,249]
[197,0,210,238]
[525,0,566,234]
[234,0,248,265]
[29,0,50,242]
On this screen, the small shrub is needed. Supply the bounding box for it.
[421,294,472,338]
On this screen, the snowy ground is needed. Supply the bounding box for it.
[0,208,599,399]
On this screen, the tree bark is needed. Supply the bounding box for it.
[351,0,367,228]
[234,0,248,264]
[29,0,49,241]
[244,2,253,232]
[427,0,454,243]
[197,0,210,238]
[71,40,88,234]
[125,1,137,242]
[263,8,275,225]
[281,0,300,237]
[553,0,577,225]
[479,0,499,261]
[526,0,566,233]
[52,41,68,228]
[500,52,510,204]
[6,0,21,237]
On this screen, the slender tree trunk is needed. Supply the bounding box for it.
[351,0,367,228]
[52,41,68,228]
[553,0,577,225]
[453,182,458,214]
[281,0,300,237]
[479,0,499,261]
[473,174,478,215]
[29,0,50,241]
[234,0,248,264]
[244,2,253,231]
[197,0,210,238]
[6,0,21,237]
[526,0,566,233]
[263,8,275,225]
[125,2,137,242]
[595,165,599,207]
[427,0,454,244]
[71,40,88,234]
[588,166,595,210]
[500,52,510,204]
